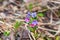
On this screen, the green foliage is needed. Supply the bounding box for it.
[33,17,38,20]
[30,17,34,23]
[28,27,34,32]
[34,33,38,38]
[56,36,60,40]
[38,12,44,17]
[28,26,37,32]
[28,3,33,11]
[30,17,37,23]
[3,30,10,36]
[14,21,22,29]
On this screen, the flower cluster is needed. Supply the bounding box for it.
[25,11,38,27]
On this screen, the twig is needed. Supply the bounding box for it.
[50,12,53,23]
[50,1,60,4]
[38,26,57,32]
[47,6,59,18]
[24,24,33,40]
[54,25,60,36]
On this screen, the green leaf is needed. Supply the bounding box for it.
[30,17,34,23]
[34,17,38,20]
[33,26,37,31]
[30,17,37,24]
[56,36,60,40]
[3,30,10,36]
[38,12,44,17]
[28,26,37,32]
[28,27,34,32]
[28,3,33,10]
[14,21,21,29]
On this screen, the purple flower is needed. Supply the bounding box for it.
[30,20,38,27]
[32,20,38,26]
[26,12,31,18]
[31,12,37,18]
[25,18,30,23]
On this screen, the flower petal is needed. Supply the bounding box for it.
[25,18,30,23]
[26,12,31,18]
[30,24,35,27]
[32,20,38,25]
[31,12,37,18]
